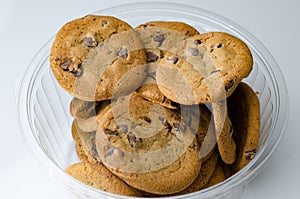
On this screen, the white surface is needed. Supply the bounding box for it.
[0,0,299,198]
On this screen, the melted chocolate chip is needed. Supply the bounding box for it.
[225,80,234,91]
[119,124,128,134]
[61,60,72,71]
[146,51,159,62]
[127,132,137,147]
[83,36,97,47]
[217,43,223,48]
[194,39,202,45]
[143,117,152,123]
[102,20,108,26]
[166,57,179,64]
[153,34,165,47]
[173,123,186,133]
[188,48,200,56]
[141,24,148,30]
[105,148,115,157]
[55,57,60,62]
[159,117,172,132]
[71,64,82,77]
[105,129,118,136]
[118,47,128,58]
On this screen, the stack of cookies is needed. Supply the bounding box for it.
[49,15,260,197]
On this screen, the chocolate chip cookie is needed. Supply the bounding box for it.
[70,97,111,132]
[228,82,260,172]
[66,161,140,196]
[176,150,218,195]
[156,32,253,105]
[71,121,100,163]
[50,15,148,101]
[135,21,200,109]
[95,92,201,194]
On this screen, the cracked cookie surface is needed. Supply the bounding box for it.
[156,32,253,105]
[50,15,147,101]
[95,92,202,194]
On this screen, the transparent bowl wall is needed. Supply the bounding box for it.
[16,2,288,199]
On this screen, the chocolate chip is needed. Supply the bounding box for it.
[143,117,152,123]
[169,101,178,108]
[83,36,97,47]
[194,39,202,45]
[105,129,118,136]
[159,117,172,132]
[173,123,186,133]
[117,47,128,58]
[61,60,72,71]
[188,48,200,56]
[225,80,234,91]
[141,24,148,29]
[153,34,165,47]
[162,96,167,103]
[217,43,223,48]
[210,45,214,53]
[146,51,159,62]
[119,124,128,134]
[127,132,137,147]
[55,57,60,62]
[71,64,82,77]
[102,20,108,26]
[166,57,179,64]
[105,147,115,157]
[245,149,257,160]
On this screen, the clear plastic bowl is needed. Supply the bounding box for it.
[16,2,288,199]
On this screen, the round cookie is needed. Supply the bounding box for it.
[228,82,260,172]
[66,161,140,197]
[175,150,218,195]
[202,162,226,189]
[156,32,253,105]
[50,15,148,101]
[136,64,178,109]
[95,92,201,194]
[72,99,111,132]
[70,97,104,120]
[135,21,200,51]
[178,104,216,162]
[135,21,200,109]
[71,121,100,163]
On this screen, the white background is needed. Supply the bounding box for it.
[0,0,299,198]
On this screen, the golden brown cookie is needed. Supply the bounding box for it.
[66,161,140,196]
[71,121,99,163]
[70,97,105,120]
[212,102,236,164]
[195,105,217,162]
[72,99,111,132]
[156,32,253,105]
[136,64,179,109]
[50,15,147,101]
[176,150,218,195]
[95,92,201,194]
[203,162,226,189]
[135,21,200,109]
[228,82,260,172]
